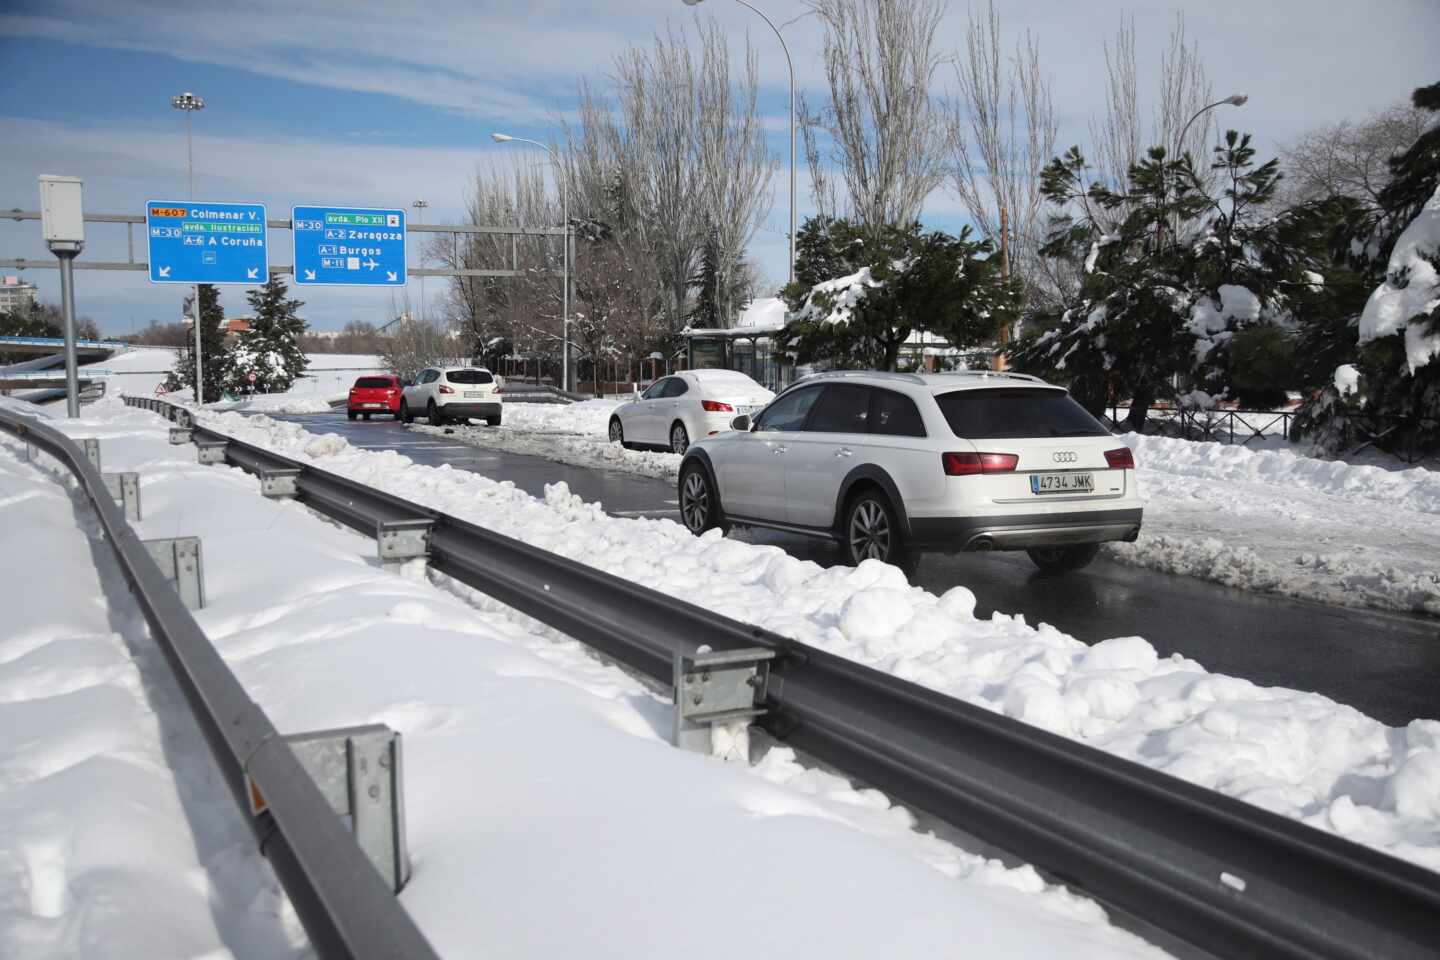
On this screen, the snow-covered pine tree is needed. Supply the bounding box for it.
[164,284,228,403]
[226,275,308,394]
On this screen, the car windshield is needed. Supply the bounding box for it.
[446,369,493,385]
[355,377,393,388]
[936,388,1110,439]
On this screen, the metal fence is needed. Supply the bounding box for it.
[123,392,1440,960]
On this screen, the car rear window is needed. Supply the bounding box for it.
[936,388,1110,439]
[354,376,394,389]
[446,369,494,385]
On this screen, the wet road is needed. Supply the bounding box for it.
[279,412,1439,725]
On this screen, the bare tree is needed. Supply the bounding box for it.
[949,0,1057,302]
[801,0,952,236]
[377,290,459,382]
[1278,101,1432,208]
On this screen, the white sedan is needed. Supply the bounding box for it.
[608,369,774,454]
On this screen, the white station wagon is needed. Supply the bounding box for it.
[608,369,774,454]
[676,370,1142,571]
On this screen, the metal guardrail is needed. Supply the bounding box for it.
[0,405,441,960]
[126,393,1440,960]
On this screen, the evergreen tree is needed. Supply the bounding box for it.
[1012,134,1324,428]
[226,276,308,393]
[164,285,228,403]
[779,217,1018,371]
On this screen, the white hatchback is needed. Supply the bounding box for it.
[400,366,503,426]
[608,369,774,454]
[676,370,1143,571]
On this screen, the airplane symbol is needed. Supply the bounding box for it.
[363,258,378,270]
[304,269,316,280]
[157,266,171,278]
[386,271,398,282]
[246,267,259,279]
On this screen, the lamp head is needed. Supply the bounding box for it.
[1225,93,1249,107]
[490,133,513,142]
[682,0,705,5]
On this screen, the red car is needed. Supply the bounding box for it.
[347,375,403,420]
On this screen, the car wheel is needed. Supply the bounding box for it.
[609,417,625,445]
[362,412,371,421]
[427,400,444,425]
[842,490,902,566]
[347,409,357,421]
[678,462,725,535]
[1026,543,1100,573]
[670,421,690,455]
[400,400,413,424]
[486,416,501,426]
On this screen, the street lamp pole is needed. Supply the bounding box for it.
[491,133,571,392]
[684,0,795,285]
[172,91,206,404]
[1177,93,1249,160]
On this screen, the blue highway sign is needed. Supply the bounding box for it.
[292,206,406,286]
[146,200,269,284]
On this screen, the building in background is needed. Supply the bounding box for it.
[0,276,39,315]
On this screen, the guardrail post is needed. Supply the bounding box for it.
[195,438,228,465]
[102,471,142,521]
[79,437,101,471]
[673,647,774,759]
[377,518,432,572]
[142,537,206,610]
[247,724,412,894]
[22,440,37,462]
[169,426,192,444]
[260,467,300,499]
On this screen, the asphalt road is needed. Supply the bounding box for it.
[279,411,1439,726]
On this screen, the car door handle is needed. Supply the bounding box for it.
[834,447,854,458]
[772,445,787,454]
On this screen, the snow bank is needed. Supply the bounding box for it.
[1360,184,1440,372]
[191,403,1440,874]
[0,400,1169,959]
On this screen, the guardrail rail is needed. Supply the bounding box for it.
[0,405,441,960]
[124,393,1440,960]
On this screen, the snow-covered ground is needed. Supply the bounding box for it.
[182,402,1440,875]
[425,399,1440,617]
[0,397,1173,959]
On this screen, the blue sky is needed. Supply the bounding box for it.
[1,0,1436,335]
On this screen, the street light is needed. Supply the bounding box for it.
[412,199,430,324]
[1177,93,1249,160]
[683,0,796,285]
[491,132,572,392]
[171,90,206,404]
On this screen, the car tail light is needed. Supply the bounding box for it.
[701,400,734,412]
[494,386,503,395]
[1104,447,1135,469]
[438,384,454,394]
[942,452,1019,475]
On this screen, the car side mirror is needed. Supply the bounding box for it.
[730,414,751,432]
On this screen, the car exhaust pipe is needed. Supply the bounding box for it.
[970,536,994,552]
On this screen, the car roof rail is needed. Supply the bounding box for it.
[930,370,1047,384]
[803,370,928,385]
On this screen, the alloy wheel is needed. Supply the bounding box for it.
[681,470,709,532]
[671,423,689,454]
[609,419,623,443]
[849,499,891,562]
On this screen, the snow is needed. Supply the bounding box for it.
[0,397,1173,959]
[1188,284,1261,360]
[795,266,883,326]
[161,401,1440,875]
[58,348,386,406]
[1333,363,1361,396]
[735,296,788,331]
[1360,184,1440,372]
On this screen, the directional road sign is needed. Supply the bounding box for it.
[292,206,406,286]
[146,200,269,284]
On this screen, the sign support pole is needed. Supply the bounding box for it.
[193,283,202,404]
[57,250,81,418]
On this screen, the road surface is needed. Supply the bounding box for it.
[275,411,1440,726]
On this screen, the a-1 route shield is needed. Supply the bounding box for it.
[146,200,269,284]
[291,206,406,286]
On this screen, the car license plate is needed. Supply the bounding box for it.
[465,391,484,398]
[738,404,761,414]
[363,402,383,409]
[1030,472,1094,494]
